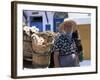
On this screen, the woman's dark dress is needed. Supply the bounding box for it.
[51,33,80,67]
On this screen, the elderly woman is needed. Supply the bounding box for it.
[53,20,80,67]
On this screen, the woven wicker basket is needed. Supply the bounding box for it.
[23,31,53,68]
[31,41,52,68]
[32,54,50,68]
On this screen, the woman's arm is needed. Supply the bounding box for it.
[54,51,60,67]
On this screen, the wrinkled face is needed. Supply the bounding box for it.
[64,26,73,34]
[63,26,73,38]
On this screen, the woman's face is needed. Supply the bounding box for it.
[63,25,73,35]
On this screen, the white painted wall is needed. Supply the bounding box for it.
[68,13,91,24]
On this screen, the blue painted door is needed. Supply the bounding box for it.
[30,16,43,32]
[53,18,64,32]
